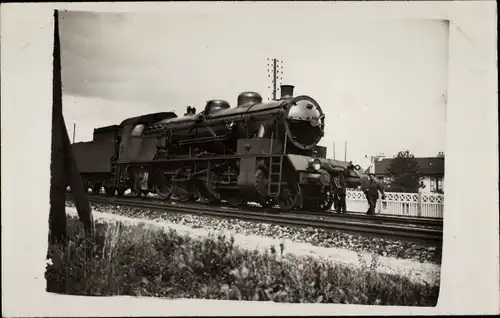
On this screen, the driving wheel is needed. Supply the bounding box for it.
[195,171,221,204]
[172,169,196,202]
[276,178,300,211]
[155,172,173,200]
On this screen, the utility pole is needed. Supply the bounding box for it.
[273,58,277,100]
[344,141,347,161]
[72,123,76,144]
[49,10,93,246]
[267,58,283,100]
[333,142,336,160]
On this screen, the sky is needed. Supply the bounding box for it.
[59,10,448,169]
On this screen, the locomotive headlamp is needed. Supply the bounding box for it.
[309,158,321,171]
[313,162,321,171]
[348,161,362,171]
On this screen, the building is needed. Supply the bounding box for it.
[368,153,445,193]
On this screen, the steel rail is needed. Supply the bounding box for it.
[300,210,443,228]
[67,194,443,244]
[65,192,443,229]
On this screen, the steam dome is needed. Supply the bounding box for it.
[237,91,263,107]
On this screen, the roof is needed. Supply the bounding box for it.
[94,125,120,134]
[374,156,444,176]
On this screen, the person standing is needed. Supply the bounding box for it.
[333,174,347,214]
[363,173,386,215]
[418,181,426,194]
[335,189,347,214]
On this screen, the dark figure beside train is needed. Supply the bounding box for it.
[71,85,363,212]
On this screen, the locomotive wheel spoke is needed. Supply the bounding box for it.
[172,183,191,202]
[156,179,173,200]
[194,187,206,203]
[255,169,277,210]
[196,181,220,204]
[195,169,222,204]
[172,169,197,202]
[276,181,300,211]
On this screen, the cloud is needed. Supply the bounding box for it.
[59,11,447,165]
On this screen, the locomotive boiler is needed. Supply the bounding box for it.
[72,84,363,212]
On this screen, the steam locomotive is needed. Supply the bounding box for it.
[72,85,363,212]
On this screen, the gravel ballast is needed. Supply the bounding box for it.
[66,200,442,265]
[64,205,441,286]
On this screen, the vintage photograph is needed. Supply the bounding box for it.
[46,8,447,306]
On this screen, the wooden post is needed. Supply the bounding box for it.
[49,10,93,245]
[49,9,67,245]
[417,191,423,217]
[65,117,94,233]
[377,197,383,214]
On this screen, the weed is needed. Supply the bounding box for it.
[45,215,440,306]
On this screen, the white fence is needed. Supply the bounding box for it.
[344,190,444,219]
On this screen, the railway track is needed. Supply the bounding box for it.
[66,194,443,244]
[65,191,443,229]
[300,210,443,229]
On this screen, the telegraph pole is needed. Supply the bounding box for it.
[344,141,347,161]
[267,58,283,100]
[333,142,336,160]
[72,123,76,144]
[273,59,277,99]
[49,10,93,246]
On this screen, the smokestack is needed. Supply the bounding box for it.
[280,85,294,99]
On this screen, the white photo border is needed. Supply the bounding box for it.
[1,1,498,316]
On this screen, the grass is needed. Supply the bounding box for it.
[70,200,443,265]
[45,215,440,306]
